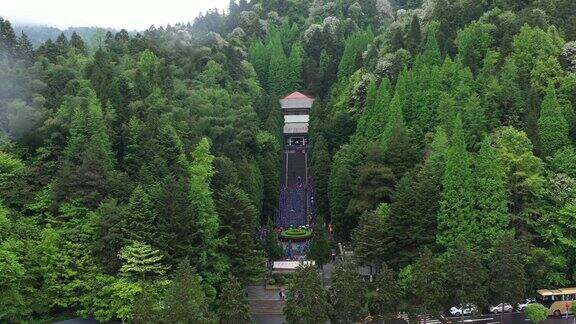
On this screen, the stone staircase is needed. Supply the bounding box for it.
[249,299,285,315]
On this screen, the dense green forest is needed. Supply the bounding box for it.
[2,0,576,322]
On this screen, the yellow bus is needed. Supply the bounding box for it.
[537,287,576,316]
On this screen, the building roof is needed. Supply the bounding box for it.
[282,91,314,100]
[537,287,576,296]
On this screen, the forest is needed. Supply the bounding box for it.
[1,0,576,322]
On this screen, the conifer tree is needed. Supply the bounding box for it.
[445,243,488,318]
[352,204,391,267]
[407,249,446,319]
[489,234,526,317]
[368,263,401,321]
[70,32,86,55]
[386,129,448,268]
[311,135,331,220]
[309,216,331,268]
[364,78,392,141]
[189,138,227,289]
[217,184,265,283]
[285,265,331,323]
[538,85,570,156]
[118,241,168,281]
[474,137,509,253]
[288,42,303,90]
[329,259,366,322]
[123,186,157,245]
[437,116,476,250]
[163,259,212,323]
[264,220,283,261]
[217,275,252,324]
[57,85,114,208]
[268,36,290,95]
[406,15,422,55]
[249,40,270,88]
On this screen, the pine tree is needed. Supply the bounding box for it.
[311,135,331,220]
[118,241,168,281]
[217,275,252,324]
[163,259,213,323]
[309,216,331,268]
[489,234,526,317]
[407,249,446,319]
[406,14,422,55]
[123,186,157,245]
[445,243,488,318]
[473,137,509,253]
[249,40,270,87]
[352,204,392,267]
[70,32,86,55]
[387,129,446,268]
[437,116,476,250]
[217,184,265,283]
[264,220,283,261]
[538,85,570,156]
[287,42,303,90]
[268,35,290,95]
[329,259,366,322]
[368,263,401,321]
[189,138,227,289]
[366,78,393,141]
[285,265,331,323]
[56,85,114,208]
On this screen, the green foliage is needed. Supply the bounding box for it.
[118,241,168,281]
[309,216,331,267]
[445,243,488,309]
[489,234,526,306]
[406,249,446,318]
[285,265,331,324]
[217,184,265,283]
[368,263,401,320]
[218,275,252,324]
[437,116,475,249]
[352,203,391,267]
[329,259,366,322]
[525,303,549,324]
[264,220,283,261]
[163,259,213,324]
[538,86,570,156]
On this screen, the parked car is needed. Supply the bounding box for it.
[449,304,478,316]
[517,298,537,311]
[489,303,514,313]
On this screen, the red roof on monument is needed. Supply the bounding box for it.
[282,91,314,100]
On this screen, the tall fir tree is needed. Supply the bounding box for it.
[473,137,509,253]
[437,116,476,250]
[189,138,227,292]
[287,42,303,91]
[285,265,331,324]
[329,260,366,322]
[217,184,265,283]
[537,85,570,156]
[217,275,252,324]
[56,85,115,208]
[163,260,213,323]
[309,216,331,268]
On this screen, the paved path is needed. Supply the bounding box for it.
[446,311,575,324]
[246,284,286,315]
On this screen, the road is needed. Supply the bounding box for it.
[446,311,576,324]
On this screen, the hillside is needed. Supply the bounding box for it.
[1,0,576,322]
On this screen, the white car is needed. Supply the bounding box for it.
[449,304,478,316]
[489,303,514,313]
[517,298,537,311]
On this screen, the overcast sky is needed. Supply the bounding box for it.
[1,0,230,30]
